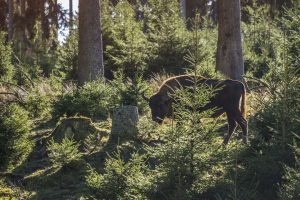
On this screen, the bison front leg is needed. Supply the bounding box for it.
[223,113,237,145]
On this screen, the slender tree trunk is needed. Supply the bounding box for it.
[8,0,14,41]
[69,0,73,34]
[78,0,104,85]
[20,0,25,14]
[180,0,186,20]
[16,0,27,56]
[216,0,244,81]
[20,0,26,42]
[48,0,58,47]
[41,0,50,40]
[53,0,58,41]
[26,0,38,39]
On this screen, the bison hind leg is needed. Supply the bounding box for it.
[235,115,248,144]
[223,113,237,145]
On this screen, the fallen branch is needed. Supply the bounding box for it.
[0,80,28,93]
[243,76,270,90]
[243,75,281,96]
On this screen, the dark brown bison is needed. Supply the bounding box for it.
[142,75,248,145]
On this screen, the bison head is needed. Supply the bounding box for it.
[143,92,173,124]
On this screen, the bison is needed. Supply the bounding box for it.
[142,75,248,145]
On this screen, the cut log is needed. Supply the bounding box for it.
[111,106,139,140]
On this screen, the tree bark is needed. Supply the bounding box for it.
[8,0,14,41]
[78,0,104,85]
[216,0,244,81]
[180,0,186,20]
[41,0,50,40]
[47,0,58,48]
[69,0,73,34]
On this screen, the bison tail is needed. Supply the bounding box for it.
[241,85,247,118]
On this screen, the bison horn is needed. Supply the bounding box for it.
[142,91,150,102]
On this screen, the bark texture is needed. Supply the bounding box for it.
[216,0,244,81]
[180,0,186,20]
[69,0,73,34]
[8,0,13,41]
[0,0,7,32]
[78,0,104,85]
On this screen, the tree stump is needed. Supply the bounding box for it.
[51,116,109,147]
[111,106,139,140]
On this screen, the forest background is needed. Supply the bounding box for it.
[0,0,299,199]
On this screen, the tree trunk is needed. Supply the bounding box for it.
[48,0,58,48]
[0,0,7,32]
[78,0,104,85]
[216,0,244,81]
[20,0,25,14]
[180,0,186,20]
[41,0,50,40]
[69,0,73,34]
[8,0,14,41]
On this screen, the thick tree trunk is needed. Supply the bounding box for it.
[78,0,104,85]
[0,0,7,32]
[8,0,13,41]
[216,0,244,81]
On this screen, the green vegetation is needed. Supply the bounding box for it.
[0,104,32,171]
[47,137,83,168]
[0,32,14,82]
[0,0,299,199]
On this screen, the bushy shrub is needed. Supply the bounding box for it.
[242,26,300,199]
[145,81,223,199]
[47,137,83,168]
[144,0,189,74]
[110,72,149,113]
[0,32,14,82]
[251,58,300,146]
[102,0,150,78]
[52,80,118,120]
[185,15,218,78]
[242,4,283,78]
[278,166,300,200]
[0,103,32,170]
[24,76,63,118]
[281,2,300,72]
[57,33,78,80]
[279,143,300,200]
[86,151,155,199]
[14,21,58,78]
